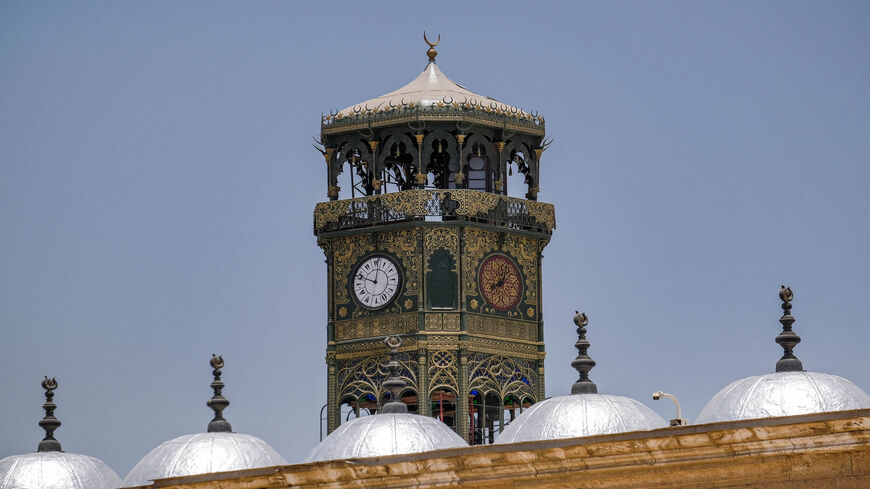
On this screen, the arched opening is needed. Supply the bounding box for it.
[505,151,530,199]
[468,390,503,445]
[502,394,534,429]
[383,141,415,192]
[428,138,454,189]
[464,143,490,192]
[336,146,374,199]
[430,388,457,431]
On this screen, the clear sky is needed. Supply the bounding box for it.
[1,0,868,477]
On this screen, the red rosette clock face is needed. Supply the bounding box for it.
[478,254,523,311]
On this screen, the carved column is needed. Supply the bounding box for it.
[417,349,430,416]
[457,347,469,441]
[326,353,338,433]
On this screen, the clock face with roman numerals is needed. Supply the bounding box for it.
[352,255,402,310]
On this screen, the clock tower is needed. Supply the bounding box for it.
[313,37,554,444]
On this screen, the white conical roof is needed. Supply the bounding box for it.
[337,61,527,118]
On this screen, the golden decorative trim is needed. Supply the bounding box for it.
[321,113,546,138]
[467,336,539,359]
[425,313,461,332]
[466,315,538,342]
[313,189,555,233]
[334,313,417,341]
[335,337,418,359]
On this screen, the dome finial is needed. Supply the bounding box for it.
[206,354,232,432]
[37,376,62,452]
[423,31,440,63]
[380,336,408,413]
[775,285,803,372]
[571,311,598,394]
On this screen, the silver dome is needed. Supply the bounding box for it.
[306,413,467,462]
[122,432,286,487]
[494,394,667,444]
[0,451,121,489]
[696,371,870,424]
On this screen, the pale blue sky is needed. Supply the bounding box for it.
[1,0,868,476]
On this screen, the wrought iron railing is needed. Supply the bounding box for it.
[314,189,555,235]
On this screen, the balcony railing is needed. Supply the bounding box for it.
[314,190,555,235]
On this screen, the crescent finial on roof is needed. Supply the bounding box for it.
[423,32,440,62]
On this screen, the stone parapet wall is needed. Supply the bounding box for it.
[129,409,870,489]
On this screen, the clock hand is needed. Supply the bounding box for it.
[357,273,378,284]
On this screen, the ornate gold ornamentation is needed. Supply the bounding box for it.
[424,227,458,273]
[467,314,538,342]
[404,298,414,310]
[463,228,497,298]
[377,229,419,297]
[334,313,417,341]
[424,228,459,254]
[468,336,539,359]
[425,313,461,332]
[331,235,375,305]
[336,337,417,359]
[526,200,556,230]
[427,350,458,394]
[338,306,348,318]
[505,234,540,306]
[469,298,479,310]
[336,352,418,402]
[426,335,459,350]
[444,314,460,331]
[415,172,427,184]
[526,306,535,318]
[468,352,537,401]
[313,189,555,234]
[453,191,501,217]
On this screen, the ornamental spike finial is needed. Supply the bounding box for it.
[206,354,232,432]
[37,376,62,452]
[423,31,440,63]
[380,336,408,414]
[775,285,803,372]
[571,311,598,394]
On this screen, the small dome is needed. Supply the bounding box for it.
[123,355,286,486]
[0,376,122,489]
[495,394,667,444]
[495,312,666,444]
[306,413,467,462]
[122,432,286,486]
[0,452,121,489]
[696,371,870,424]
[697,287,870,424]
